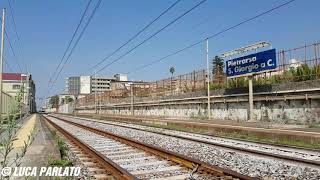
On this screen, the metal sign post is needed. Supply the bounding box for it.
[248,75,254,121]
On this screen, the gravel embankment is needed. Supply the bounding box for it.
[47,116,213,180]
[56,115,320,179]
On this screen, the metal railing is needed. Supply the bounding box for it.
[76,41,320,107]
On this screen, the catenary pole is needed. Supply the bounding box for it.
[206,38,210,119]
[94,70,97,114]
[0,9,5,122]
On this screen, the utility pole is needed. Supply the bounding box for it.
[206,38,211,119]
[130,83,134,116]
[20,74,22,120]
[0,9,5,122]
[94,71,97,114]
[74,95,77,117]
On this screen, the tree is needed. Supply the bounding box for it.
[212,56,224,83]
[169,66,175,76]
[49,95,59,108]
[60,98,65,105]
[66,96,74,103]
[169,67,175,92]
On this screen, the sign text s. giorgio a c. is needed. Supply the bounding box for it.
[226,49,277,77]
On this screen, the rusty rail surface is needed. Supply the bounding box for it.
[50,115,254,180]
[42,115,138,180]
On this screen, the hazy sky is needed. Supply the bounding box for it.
[0,0,319,107]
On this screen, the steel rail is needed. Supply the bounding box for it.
[42,115,138,180]
[54,114,320,167]
[51,115,254,180]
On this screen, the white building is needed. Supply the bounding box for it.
[114,74,128,82]
[66,75,117,95]
[288,59,303,69]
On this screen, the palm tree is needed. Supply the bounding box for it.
[49,95,59,108]
[212,56,224,83]
[169,67,175,92]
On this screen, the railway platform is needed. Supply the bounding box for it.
[13,114,60,167]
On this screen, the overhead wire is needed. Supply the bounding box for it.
[49,0,102,94]
[89,0,182,71]
[0,9,24,73]
[127,0,297,74]
[4,56,14,72]
[6,0,28,73]
[93,0,207,75]
[7,0,19,40]
[48,0,93,85]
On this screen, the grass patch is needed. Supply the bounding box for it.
[136,122,320,149]
[308,123,320,128]
[47,130,72,167]
[48,159,73,167]
[219,132,320,149]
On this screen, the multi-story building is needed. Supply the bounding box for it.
[65,76,81,95]
[114,74,128,82]
[91,77,114,93]
[65,75,116,95]
[2,73,36,113]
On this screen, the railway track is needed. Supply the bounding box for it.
[53,114,320,168]
[43,114,253,180]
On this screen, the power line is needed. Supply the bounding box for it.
[128,0,297,74]
[5,29,23,72]
[7,0,27,73]
[48,0,93,85]
[3,56,14,72]
[49,0,102,93]
[89,0,182,71]
[7,0,19,41]
[0,13,24,73]
[94,0,207,75]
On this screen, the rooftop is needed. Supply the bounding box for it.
[2,73,27,81]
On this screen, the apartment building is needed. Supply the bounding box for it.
[66,75,117,95]
[2,73,36,113]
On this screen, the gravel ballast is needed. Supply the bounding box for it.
[47,116,213,180]
[55,115,320,179]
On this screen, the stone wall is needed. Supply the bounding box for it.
[76,80,320,124]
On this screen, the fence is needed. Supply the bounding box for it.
[1,92,28,118]
[1,92,15,115]
[77,41,320,107]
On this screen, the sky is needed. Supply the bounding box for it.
[0,0,319,107]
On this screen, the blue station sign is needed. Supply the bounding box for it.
[226,49,277,77]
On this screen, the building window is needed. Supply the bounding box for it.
[12,84,21,89]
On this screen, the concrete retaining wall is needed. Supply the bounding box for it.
[58,103,74,114]
[76,80,320,124]
[78,99,320,125]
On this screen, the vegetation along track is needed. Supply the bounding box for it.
[43,114,253,180]
[54,114,320,168]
